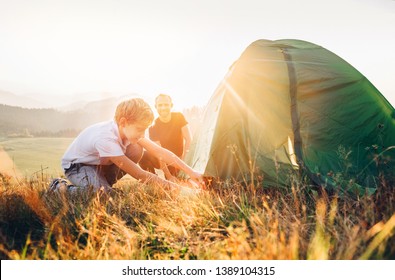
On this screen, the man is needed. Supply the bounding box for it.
[139,94,192,181]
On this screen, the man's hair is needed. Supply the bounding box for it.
[114,98,154,127]
[155,94,172,104]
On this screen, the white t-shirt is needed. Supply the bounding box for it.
[61,120,130,169]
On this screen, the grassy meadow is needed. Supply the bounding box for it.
[0,137,394,260]
[0,170,394,260]
[0,137,73,177]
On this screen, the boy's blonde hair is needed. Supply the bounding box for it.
[114,98,154,127]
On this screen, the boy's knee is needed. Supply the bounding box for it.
[125,143,144,163]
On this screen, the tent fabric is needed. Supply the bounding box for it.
[187,39,395,194]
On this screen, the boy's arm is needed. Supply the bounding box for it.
[138,137,203,183]
[109,155,178,189]
[152,140,178,181]
[159,160,178,182]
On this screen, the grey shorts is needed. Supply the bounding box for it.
[65,163,126,193]
[63,143,146,193]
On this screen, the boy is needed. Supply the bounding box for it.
[50,98,203,194]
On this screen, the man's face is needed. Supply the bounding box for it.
[155,96,172,118]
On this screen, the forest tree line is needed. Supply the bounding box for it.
[0,103,205,138]
[0,104,103,137]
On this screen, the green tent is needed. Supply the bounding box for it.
[187,39,395,194]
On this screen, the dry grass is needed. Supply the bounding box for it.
[0,172,394,260]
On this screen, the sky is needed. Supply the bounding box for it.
[0,0,394,110]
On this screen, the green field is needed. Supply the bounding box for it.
[0,137,74,177]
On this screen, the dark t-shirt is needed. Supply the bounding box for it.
[149,112,188,157]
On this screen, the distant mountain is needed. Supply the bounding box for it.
[0,96,125,137]
[81,97,119,117]
[77,94,146,120]
[57,100,91,111]
[0,104,85,137]
[56,97,119,112]
[0,90,48,109]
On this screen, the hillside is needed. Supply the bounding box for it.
[0,95,205,137]
[0,102,114,137]
[0,90,48,109]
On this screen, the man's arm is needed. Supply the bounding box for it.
[181,124,192,160]
[109,154,178,188]
[152,140,178,181]
[138,137,203,183]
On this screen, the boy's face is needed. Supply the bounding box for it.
[121,122,147,144]
[155,96,172,118]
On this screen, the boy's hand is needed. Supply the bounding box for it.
[188,171,205,188]
[165,174,180,183]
